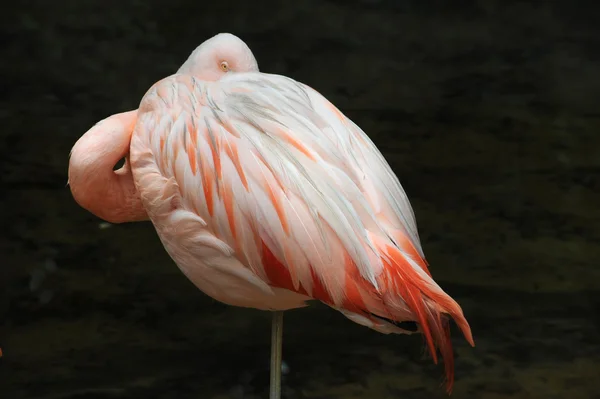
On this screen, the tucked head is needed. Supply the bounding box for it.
[177,33,259,81]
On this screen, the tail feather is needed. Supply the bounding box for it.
[368,232,474,394]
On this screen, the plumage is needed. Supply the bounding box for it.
[130,71,473,391]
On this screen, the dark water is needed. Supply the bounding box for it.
[1,1,599,398]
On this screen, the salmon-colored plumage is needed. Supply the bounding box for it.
[68,33,474,394]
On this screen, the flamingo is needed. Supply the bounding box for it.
[68,33,474,398]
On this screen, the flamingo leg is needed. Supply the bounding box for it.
[269,311,284,399]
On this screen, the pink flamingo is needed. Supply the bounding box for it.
[68,33,474,398]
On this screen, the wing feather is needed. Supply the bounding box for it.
[137,72,430,302]
[134,72,473,391]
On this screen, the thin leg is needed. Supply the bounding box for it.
[269,310,284,399]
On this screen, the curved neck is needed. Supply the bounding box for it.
[68,110,148,224]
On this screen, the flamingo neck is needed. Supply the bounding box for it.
[68,110,148,224]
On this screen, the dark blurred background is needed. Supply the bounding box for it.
[1,1,599,398]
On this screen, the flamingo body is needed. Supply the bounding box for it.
[130,71,473,388]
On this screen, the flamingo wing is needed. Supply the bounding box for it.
[134,72,473,391]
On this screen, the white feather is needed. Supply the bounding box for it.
[134,71,426,306]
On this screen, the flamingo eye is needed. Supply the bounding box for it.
[220,61,229,72]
